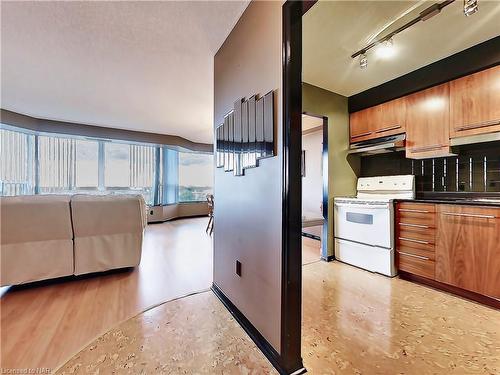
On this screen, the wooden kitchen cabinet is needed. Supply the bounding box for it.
[396,202,436,279]
[350,106,377,143]
[435,204,500,299]
[349,97,406,143]
[405,83,453,159]
[450,65,500,138]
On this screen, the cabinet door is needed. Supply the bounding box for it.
[405,83,452,159]
[435,205,500,298]
[373,97,406,137]
[450,66,500,138]
[349,106,377,143]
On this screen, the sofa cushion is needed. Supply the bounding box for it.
[0,195,74,286]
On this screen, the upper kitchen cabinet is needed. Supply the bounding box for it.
[349,97,406,143]
[450,65,500,138]
[405,83,453,159]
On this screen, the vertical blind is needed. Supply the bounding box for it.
[0,128,35,195]
[0,125,213,205]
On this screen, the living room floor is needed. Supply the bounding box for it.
[1,217,213,370]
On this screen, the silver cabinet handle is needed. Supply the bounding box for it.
[397,251,429,261]
[410,144,444,152]
[375,125,401,133]
[399,237,430,245]
[442,212,496,219]
[351,131,372,138]
[455,119,500,131]
[399,222,429,229]
[398,208,430,214]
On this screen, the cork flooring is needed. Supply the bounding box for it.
[55,260,499,374]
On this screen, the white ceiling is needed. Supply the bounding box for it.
[1,1,249,144]
[302,114,323,132]
[303,0,500,97]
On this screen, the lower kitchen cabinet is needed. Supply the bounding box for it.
[396,202,500,303]
[435,204,500,299]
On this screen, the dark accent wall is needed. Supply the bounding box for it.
[349,36,500,113]
[0,109,212,152]
[360,143,500,195]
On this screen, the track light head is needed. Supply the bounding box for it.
[359,53,368,69]
[464,0,478,16]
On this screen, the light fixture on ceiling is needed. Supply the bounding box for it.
[464,0,478,16]
[359,53,368,69]
[376,37,396,59]
[351,0,481,69]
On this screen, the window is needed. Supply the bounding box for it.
[0,127,35,195]
[105,143,130,188]
[75,140,99,188]
[178,152,213,202]
[38,135,76,193]
[0,125,213,206]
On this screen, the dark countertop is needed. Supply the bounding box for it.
[395,198,500,207]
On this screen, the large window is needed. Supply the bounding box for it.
[0,125,213,205]
[178,152,213,202]
[75,140,99,188]
[0,128,35,195]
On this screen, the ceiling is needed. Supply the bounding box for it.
[303,0,500,97]
[302,114,323,132]
[1,1,249,144]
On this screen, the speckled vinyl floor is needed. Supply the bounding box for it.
[54,291,277,374]
[56,261,499,375]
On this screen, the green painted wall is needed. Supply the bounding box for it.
[302,82,360,257]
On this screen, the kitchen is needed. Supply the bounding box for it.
[302,0,499,309]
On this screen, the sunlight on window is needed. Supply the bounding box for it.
[178,152,213,202]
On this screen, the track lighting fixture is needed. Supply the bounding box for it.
[464,0,478,16]
[352,0,479,69]
[376,38,395,59]
[359,53,368,69]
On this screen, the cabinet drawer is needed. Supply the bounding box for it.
[397,241,435,260]
[397,202,436,213]
[398,227,435,244]
[397,236,435,256]
[397,251,435,279]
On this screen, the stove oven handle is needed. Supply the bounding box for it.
[334,202,389,209]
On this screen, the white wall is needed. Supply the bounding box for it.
[302,130,323,218]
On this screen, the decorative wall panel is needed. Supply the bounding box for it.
[216,91,275,176]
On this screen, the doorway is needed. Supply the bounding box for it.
[301,113,328,264]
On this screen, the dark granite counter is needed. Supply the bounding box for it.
[395,198,500,207]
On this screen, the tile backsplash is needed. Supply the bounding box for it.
[360,143,500,193]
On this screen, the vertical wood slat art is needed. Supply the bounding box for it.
[216,91,275,176]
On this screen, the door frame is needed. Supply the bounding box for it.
[280,1,316,374]
[301,112,329,260]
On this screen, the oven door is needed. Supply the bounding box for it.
[334,201,393,249]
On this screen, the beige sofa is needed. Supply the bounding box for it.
[1,194,145,286]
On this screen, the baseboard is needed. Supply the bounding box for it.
[301,232,320,241]
[147,214,207,224]
[211,283,306,375]
[399,271,500,310]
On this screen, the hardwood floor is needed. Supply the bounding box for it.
[0,217,213,371]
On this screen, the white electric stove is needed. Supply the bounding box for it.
[334,175,415,277]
